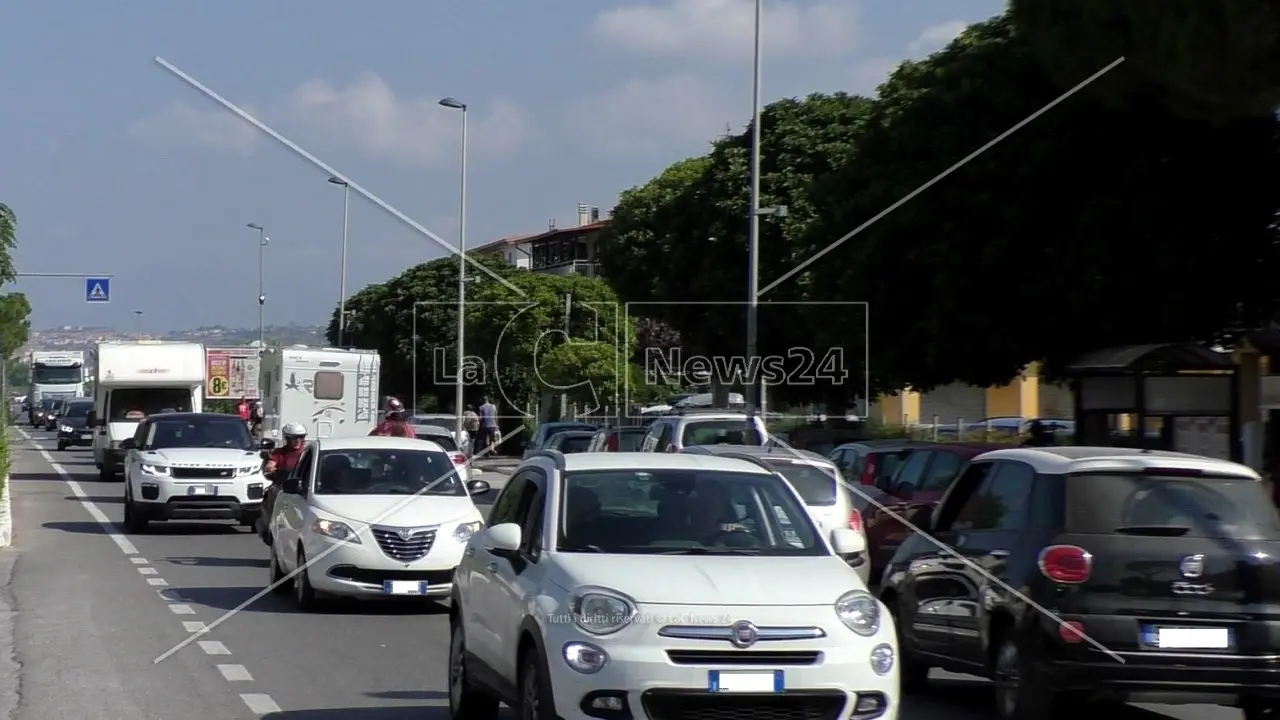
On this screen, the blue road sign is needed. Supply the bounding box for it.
[85,277,110,304]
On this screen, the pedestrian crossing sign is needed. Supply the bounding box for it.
[85,277,111,303]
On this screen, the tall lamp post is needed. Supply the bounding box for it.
[745,0,764,423]
[327,176,350,345]
[439,96,468,440]
[410,300,432,415]
[246,223,268,349]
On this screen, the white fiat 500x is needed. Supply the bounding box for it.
[448,450,898,720]
[267,436,491,611]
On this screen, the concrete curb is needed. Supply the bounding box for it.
[0,477,12,548]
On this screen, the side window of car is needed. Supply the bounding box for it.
[520,490,546,559]
[135,421,152,448]
[955,462,1034,532]
[293,449,314,495]
[489,472,536,526]
[920,451,962,492]
[934,461,995,532]
[890,451,932,495]
[654,423,674,451]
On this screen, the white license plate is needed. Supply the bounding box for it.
[186,485,216,496]
[708,670,783,693]
[1157,627,1230,649]
[383,580,429,596]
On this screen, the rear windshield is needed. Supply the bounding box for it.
[682,419,763,447]
[558,434,592,453]
[616,430,646,451]
[767,459,839,506]
[1066,472,1280,540]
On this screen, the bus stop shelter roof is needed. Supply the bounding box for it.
[1066,343,1235,374]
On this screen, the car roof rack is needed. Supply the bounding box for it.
[668,406,750,416]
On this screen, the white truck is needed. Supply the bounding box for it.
[258,345,380,441]
[27,351,86,424]
[90,341,206,482]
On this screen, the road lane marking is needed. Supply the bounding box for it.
[137,567,158,575]
[130,557,148,564]
[147,578,168,586]
[17,428,138,554]
[168,604,196,615]
[218,664,253,682]
[182,621,207,633]
[240,694,281,714]
[198,640,231,655]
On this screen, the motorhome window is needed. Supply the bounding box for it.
[107,388,192,421]
[147,417,253,450]
[313,371,344,400]
[32,365,81,384]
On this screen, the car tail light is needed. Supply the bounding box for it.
[860,456,878,486]
[607,434,618,451]
[1038,545,1092,584]
[848,509,864,534]
[450,452,467,465]
[1059,621,1086,644]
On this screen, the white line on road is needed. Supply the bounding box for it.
[240,693,281,714]
[217,664,253,682]
[181,621,207,633]
[167,604,196,615]
[198,640,231,655]
[147,578,168,586]
[130,557,148,564]
[137,567,158,575]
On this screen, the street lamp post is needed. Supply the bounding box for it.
[439,96,468,440]
[327,177,350,345]
[246,223,268,349]
[410,300,432,415]
[745,0,764,423]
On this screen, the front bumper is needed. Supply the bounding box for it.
[305,530,469,599]
[57,428,94,445]
[541,604,899,720]
[135,497,262,521]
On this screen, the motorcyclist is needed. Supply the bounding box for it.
[370,398,415,438]
[257,423,307,544]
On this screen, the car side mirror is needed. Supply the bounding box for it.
[466,479,491,495]
[281,478,301,494]
[830,527,866,555]
[260,438,275,450]
[483,522,522,556]
[119,438,136,450]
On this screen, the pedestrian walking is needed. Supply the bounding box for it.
[462,405,480,455]
[479,397,499,454]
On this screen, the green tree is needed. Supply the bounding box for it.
[0,204,17,284]
[1009,1,1280,120]
[5,359,28,393]
[803,16,1280,391]
[0,294,30,362]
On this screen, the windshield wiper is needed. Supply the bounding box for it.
[658,547,761,555]
[1114,525,1191,537]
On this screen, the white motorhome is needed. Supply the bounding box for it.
[26,351,86,424]
[90,341,205,481]
[258,345,380,441]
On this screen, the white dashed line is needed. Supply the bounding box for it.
[18,429,284,716]
[240,693,281,714]
[198,640,231,655]
[217,664,253,682]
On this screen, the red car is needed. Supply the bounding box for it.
[859,442,1006,577]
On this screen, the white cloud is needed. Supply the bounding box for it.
[907,19,968,56]
[850,57,900,96]
[590,0,859,64]
[128,72,530,167]
[564,75,739,158]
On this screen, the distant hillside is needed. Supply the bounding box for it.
[26,324,326,353]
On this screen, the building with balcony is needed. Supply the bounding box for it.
[469,232,537,269]
[472,203,607,277]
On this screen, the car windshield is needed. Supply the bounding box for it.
[64,402,91,418]
[32,365,81,384]
[682,419,763,447]
[615,430,646,451]
[48,399,64,411]
[1066,472,1280,540]
[766,459,840,506]
[109,388,193,421]
[147,417,254,450]
[558,469,826,556]
[313,449,465,496]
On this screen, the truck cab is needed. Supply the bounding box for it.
[258,345,380,442]
[27,352,86,424]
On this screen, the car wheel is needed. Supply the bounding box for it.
[56,441,66,451]
[992,632,1055,720]
[122,485,148,534]
[99,465,114,482]
[268,546,293,594]
[517,644,555,720]
[294,547,320,612]
[885,598,929,693]
[448,620,499,720]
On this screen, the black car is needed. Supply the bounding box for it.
[522,421,596,458]
[56,399,95,450]
[545,430,594,453]
[880,446,1280,720]
[43,397,67,431]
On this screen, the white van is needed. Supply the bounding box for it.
[258,345,380,441]
[91,341,205,481]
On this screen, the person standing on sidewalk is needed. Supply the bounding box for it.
[479,397,499,454]
[462,405,480,455]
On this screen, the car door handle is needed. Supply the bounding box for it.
[484,561,499,573]
[989,549,1010,558]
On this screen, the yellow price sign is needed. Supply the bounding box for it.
[210,376,229,396]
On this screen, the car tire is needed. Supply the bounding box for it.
[56,441,66,451]
[448,621,499,720]
[517,644,556,720]
[885,598,929,693]
[992,632,1055,720]
[122,486,148,534]
[268,546,293,594]
[294,547,321,612]
[99,465,114,482]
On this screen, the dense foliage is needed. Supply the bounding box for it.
[0,202,32,483]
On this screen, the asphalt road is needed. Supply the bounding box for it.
[3,426,1244,719]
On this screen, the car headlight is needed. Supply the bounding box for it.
[836,590,881,636]
[570,586,638,636]
[312,518,361,543]
[140,464,171,477]
[453,520,482,543]
[59,425,73,433]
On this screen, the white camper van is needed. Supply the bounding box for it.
[258,345,380,441]
[91,341,205,481]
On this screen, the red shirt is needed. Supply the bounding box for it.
[236,402,251,421]
[269,446,304,472]
[370,420,415,438]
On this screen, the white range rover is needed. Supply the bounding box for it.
[448,450,899,720]
[122,412,273,533]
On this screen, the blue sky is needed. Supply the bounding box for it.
[0,0,1003,332]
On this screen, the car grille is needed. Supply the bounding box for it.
[372,526,438,562]
[171,467,234,480]
[642,691,845,720]
[665,650,822,666]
